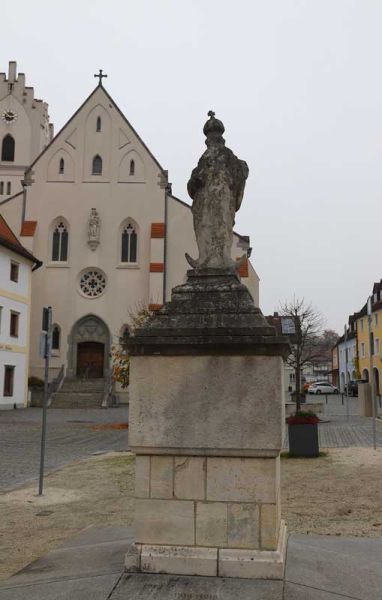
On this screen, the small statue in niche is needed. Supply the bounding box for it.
[88,208,100,251]
[186,111,249,270]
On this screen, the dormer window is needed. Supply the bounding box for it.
[92,155,102,175]
[129,159,135,176]
[96,117,101,132]
[59,158,65,174]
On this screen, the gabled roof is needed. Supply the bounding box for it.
[0,215,42,269]
[28,83,165,174]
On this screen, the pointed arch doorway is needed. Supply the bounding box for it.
[67,315,110,379]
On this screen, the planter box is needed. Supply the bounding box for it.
[288,423,319,457]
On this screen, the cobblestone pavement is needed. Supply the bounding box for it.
[2,406,381,492]
[284,415,382,449]
[0,407,129,492]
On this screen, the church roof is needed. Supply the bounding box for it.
[0,215,42,268]
[28,84,166,174]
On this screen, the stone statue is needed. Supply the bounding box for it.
[88,208,100,250]
[186,111,249,270]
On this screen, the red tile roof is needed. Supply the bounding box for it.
[0,215,21,247]
[0,215,42,268]
[20,220,37,236]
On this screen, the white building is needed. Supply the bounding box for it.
[338,319,358,392]
[0,215,41,409]
[0,62,260,402]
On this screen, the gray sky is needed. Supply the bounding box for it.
[2,0,381,333]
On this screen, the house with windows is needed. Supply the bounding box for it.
[0,215,41,409]
[355,281,382,395]
[336,315,358,393]
[0,62,259,404]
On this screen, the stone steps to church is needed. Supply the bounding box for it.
[50,391,104,409]
[59,378,105,393]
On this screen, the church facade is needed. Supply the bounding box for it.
[0,62,259,401]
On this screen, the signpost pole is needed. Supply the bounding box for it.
[38,306,52,496]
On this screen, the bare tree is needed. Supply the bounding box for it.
[280,298,323,413]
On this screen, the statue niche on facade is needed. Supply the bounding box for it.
[186,111,249,270]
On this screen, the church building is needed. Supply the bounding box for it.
[0,62,259,403]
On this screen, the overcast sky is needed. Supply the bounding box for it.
[1,0,381,333]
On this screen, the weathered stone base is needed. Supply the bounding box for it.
[125,521,286,580]
[219,521,287,579]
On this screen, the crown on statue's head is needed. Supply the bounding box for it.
[203,110,225,137]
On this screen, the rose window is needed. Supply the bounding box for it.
[79,269,106,298]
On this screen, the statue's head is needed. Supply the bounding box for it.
[203,111,225,148]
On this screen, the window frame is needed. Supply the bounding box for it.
[1,134,15,162]
[121,222,138,264]
[51,221,69,263]
[10,261,19,282]
[52,324,61,351]
[3,365,15,397]
[92,155,103,175]
[9,311,19,338]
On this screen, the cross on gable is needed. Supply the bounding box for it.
[94,69,108,86]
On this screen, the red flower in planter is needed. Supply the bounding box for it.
[287,411,319,425]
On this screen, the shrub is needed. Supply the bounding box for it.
[286,411,319,425]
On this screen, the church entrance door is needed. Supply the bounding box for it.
[77,342,104,378]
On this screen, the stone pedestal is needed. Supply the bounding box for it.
[126,269,290,580]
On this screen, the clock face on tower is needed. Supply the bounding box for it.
[1,110,18,125]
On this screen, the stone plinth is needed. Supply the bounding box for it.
[126,269,290,579]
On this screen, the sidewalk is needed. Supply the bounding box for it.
[0,526,381,599]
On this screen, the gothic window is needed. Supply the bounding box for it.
[6,181,11,195]
[121,223,137,263]
[52,221,69,262]
[92,155,102,175]
[96,116,101,132]
[129,159,135,176]
[1,134,15,161]
[59,158,65,174]
[52,325,61,350]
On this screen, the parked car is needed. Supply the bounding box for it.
[346,379,367,397]
[308,382,339,395]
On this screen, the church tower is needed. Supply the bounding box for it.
[0,61,53,200]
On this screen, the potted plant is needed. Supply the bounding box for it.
[287,410,319,457]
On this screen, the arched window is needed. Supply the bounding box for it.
[52,221,69,262]
[1,135,15,162]
[59,158,65,174]
[96,116,101,132]
[6,182,11,195]
[129,159,135,176]
[52,325,61,350]
[121,223,137,263]
[92,155,102,175]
